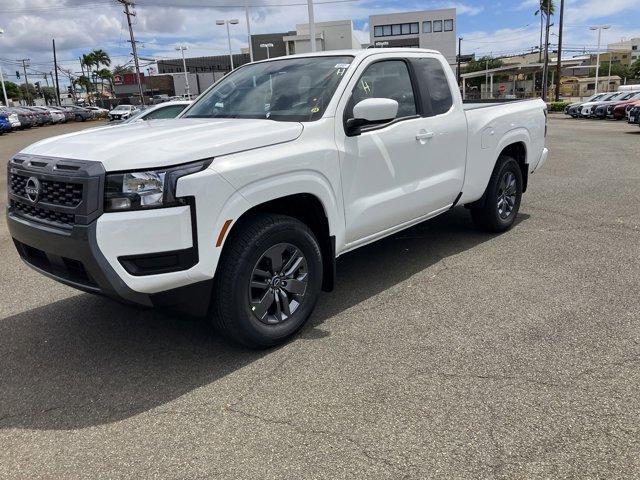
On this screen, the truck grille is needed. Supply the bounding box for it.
[7,155,104,229]
[9,199,75,227]
[9,173,84,207]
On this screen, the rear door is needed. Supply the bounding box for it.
[408,55,467,212]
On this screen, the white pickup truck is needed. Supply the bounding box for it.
[7,49,548,347]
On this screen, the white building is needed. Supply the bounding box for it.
[607,38,640,63]
[369,9,457,64]
[283,20,361,55]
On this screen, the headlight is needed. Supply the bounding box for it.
[104,159,211,212]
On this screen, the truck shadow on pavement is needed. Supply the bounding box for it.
[0,207,529,430]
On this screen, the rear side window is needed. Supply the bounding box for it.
[345,60,417,119]
[412,57,453,116]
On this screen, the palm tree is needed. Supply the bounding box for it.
[74,75,93,105]
[535,0,555,62]
[96,68,114,97]
[81,53,96,102]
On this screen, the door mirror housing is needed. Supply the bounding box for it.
[346,98,399,135]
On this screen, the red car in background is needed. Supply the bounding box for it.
[609,93,640,119]
[614,99,640,120]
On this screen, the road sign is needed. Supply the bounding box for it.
[499,84,506,93]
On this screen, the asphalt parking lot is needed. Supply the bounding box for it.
[0,116,638,479]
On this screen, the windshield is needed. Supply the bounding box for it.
[184,56,353,122]
[114,105,131,111]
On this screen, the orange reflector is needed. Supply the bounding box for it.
[216,219,233,247]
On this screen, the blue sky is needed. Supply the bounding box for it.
[1,0,639,86]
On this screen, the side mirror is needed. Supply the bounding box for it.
[346,98,399,135]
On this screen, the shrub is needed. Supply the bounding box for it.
[547,101,570,112]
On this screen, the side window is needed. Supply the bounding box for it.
[144,105,187,120]
[346,60,417,120]
[412,57,453,116]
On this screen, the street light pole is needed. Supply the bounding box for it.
[0,28,9,106]
[217,19,239,71]
[590,25,610,94]
[307,0,316,52]
[175,45,190,99]
[260,43,274,59]
[245,5,253,62]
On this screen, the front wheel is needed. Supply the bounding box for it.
[211,214,323,348]
[469,156,523,233]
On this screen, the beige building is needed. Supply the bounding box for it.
[607,38,640,64]
[283,20,361,55]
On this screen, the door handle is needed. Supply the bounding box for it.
[416,131,435,141]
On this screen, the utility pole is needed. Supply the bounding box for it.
[53,38,61,105]
[541,0,551,101]
[119,0,145,105]
[18,58,31,105]
[307,0,316,52]
[554,0,564,101]
[245,4,253,62]
[457,37,463,88]
[0,28,9,106]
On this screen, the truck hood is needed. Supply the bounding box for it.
[20,118,303,171]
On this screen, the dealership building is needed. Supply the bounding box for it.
[369,9,457,64]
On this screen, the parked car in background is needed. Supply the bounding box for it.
[565,93,607,117]
[50,106,74,123]
[39,106,66,123]
[0,112,12,133]
[581,91,638,118]
[121,101,191,124]
[608,93,640,120]
[84,106,109,118]
[152,94,171,104]
[628,105,640,124]
[108,104,139,122]
[66,105,93,122]
[0,107,21,130]
[11,107,36,129]
[23,107,51,125]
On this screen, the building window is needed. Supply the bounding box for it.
[375,23,422,37]
[444,19,454,31]
[423,21,431,33]
[433,20,443,32]
[632,45,638,50]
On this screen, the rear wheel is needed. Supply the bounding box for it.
[470,156,523,233]
[211,214,323,348]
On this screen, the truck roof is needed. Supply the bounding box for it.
[252,48,442,63]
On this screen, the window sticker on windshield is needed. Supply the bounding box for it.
[310,106,320,113]
[334,63,350,69]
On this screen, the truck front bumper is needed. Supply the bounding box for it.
[8,212,154,306]
[9,200,220,319]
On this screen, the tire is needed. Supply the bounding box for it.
[470,156,523,233]
[211,214,323,348]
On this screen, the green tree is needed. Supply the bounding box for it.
[462,57,504,88]
[42,86,58,104]
[4,81,22,100]
[96,68,114,96]
[535,0,555,62]
[630,58,640,79]
[112,64,133,76]
[591,62,631,81]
